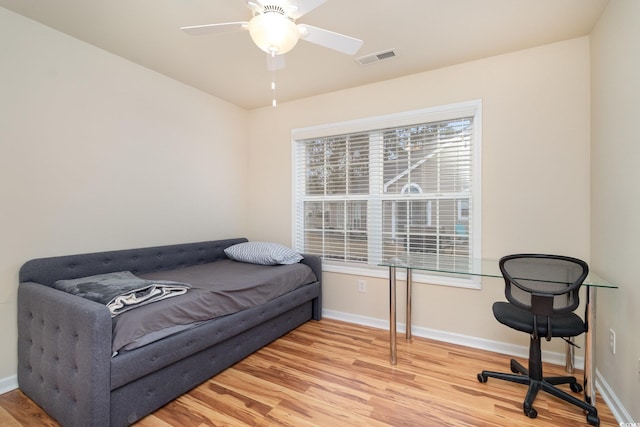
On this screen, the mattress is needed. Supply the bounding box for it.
[111,259,317,354]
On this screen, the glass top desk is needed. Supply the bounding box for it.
[379,254,617,405]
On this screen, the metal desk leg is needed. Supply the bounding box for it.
[389,266,397,365]
[406,268,412,340]
[584,286,597,405]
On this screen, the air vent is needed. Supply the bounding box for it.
[355,49,398,66]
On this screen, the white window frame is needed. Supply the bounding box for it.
[291,100,482,288]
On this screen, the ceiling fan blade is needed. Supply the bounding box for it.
[298,24,363,55]
[289,0,328,19]
[267,53,286,71]
[180,22,248,36]
[244,0,264,12]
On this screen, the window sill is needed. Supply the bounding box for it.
[322,261,481,289]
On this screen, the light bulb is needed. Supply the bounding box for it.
[248,12,300,55]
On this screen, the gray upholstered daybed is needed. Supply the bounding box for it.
[17,238,322,427]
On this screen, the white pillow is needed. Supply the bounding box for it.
[224,242,303,265]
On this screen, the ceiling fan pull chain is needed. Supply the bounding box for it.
[271,52,277,107]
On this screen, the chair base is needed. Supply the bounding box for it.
[478,358,600,426]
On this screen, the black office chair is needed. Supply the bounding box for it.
[477,254,600,426]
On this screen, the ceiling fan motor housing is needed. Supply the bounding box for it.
[262,5,287,15]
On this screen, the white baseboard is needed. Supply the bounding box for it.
[323,309,629,424]
[0,375,18,395]
[595,369,634,423]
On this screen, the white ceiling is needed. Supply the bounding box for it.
[1,0,609,110]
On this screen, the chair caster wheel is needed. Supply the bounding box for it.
[570,382,583,393]
[586,413,600,426]
[477,373,487,383]
[523,405,537,419]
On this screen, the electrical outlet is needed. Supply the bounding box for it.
[609,329,616,355]
[358,279,367,293]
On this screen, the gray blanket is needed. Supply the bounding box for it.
[53,271,191,317]
[112,260,317,353]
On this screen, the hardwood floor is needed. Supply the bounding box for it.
[0,318,618,426]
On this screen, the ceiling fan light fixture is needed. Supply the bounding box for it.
[248,12,300,55]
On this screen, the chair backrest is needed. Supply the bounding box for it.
[499,254,588,337]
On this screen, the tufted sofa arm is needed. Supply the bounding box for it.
[18,282,112,427]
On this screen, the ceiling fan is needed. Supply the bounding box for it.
[180,0,363,57]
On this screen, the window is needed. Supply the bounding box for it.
[293,101,481,285]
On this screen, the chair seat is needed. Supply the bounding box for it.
[493,301,585,337]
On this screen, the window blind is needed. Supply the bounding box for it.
[293,102,480,271]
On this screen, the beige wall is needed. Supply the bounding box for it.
[0,8,249,380]
[591,0,640,421]
[247,37,592,350]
